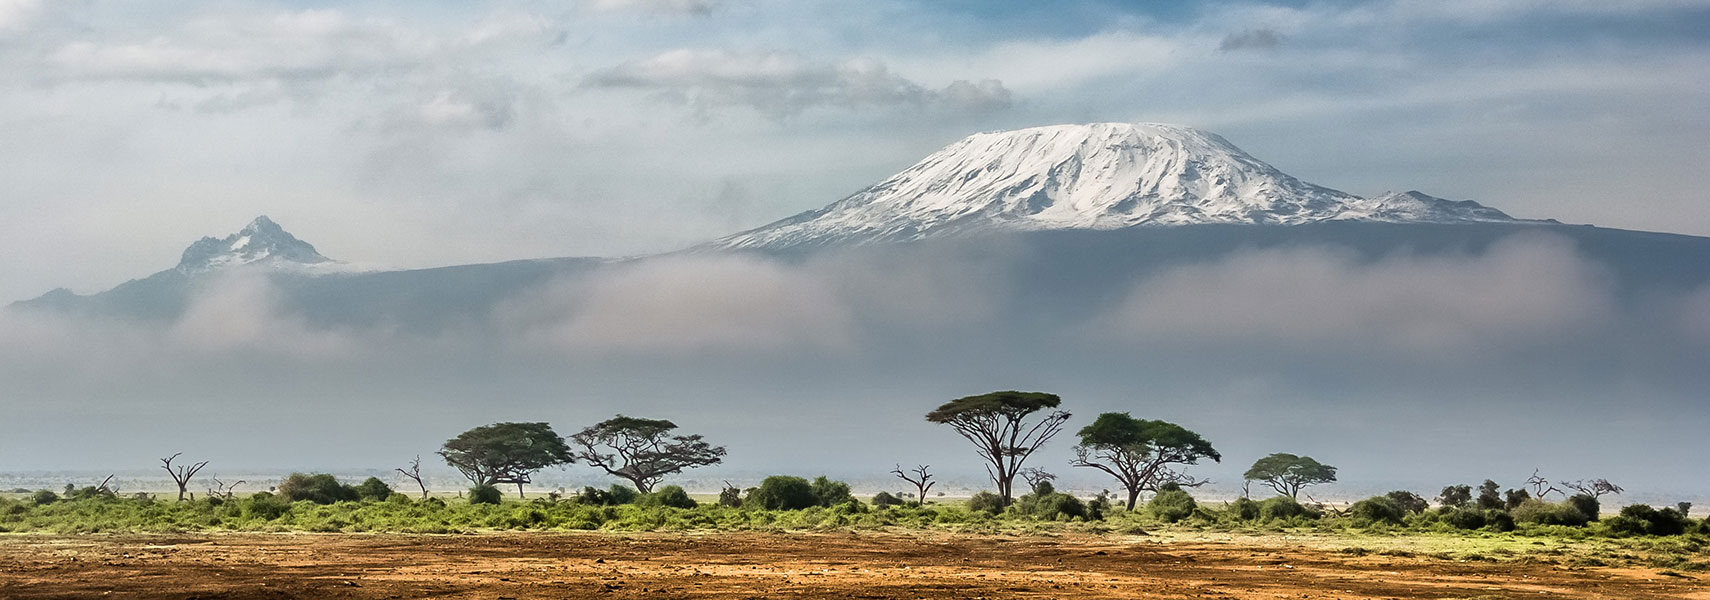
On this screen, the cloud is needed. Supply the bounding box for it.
[500,256,856,356]
[1219,28,1283,52]
[585,0,719,16]
[586,49,1013,117]
[1097,234,1616,355]
[0,0,40,34]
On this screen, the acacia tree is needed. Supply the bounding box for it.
[1243,453,1336,499]
[891,464,936,504]
[439,422,573,498]
[568,415,726,493]
[160,453,208,502]
[926,391,1071,507]
[1562,478,1624,499]
[1070,413,1221,511]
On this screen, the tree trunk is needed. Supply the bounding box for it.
[1126,488,1141,511]
[177,484,187,502]
[516,482,525,498]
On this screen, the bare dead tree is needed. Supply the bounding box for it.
[160,453,208,502]
[95,475,116,494]
[208,478,244,500]
[1020,468,1057,493]
[1525,468,1561,499]
[891,464,936,505]
[396,455,430,499]
[1562,478,1624,499]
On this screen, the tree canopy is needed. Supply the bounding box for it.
[926,390,1070,507]
[569,415,726,493]
[1071,412,1221,510]
[1243,453,1337,499]
[438,422,572,496]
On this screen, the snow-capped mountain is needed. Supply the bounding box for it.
[175,215,335,273]
[716,123,1522,250]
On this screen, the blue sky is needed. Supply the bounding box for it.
[2,0,1709,303]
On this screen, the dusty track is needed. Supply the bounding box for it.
[0,531,1704,599]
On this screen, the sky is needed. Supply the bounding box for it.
[2,0,1710,501]
[3,0,1710,304]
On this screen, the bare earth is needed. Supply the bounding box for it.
[0,532,1705,599]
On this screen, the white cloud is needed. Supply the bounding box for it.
[1098,234,1617,355]
[586,0,720,16]
[0,0,40,33]
[587,49,1012,117]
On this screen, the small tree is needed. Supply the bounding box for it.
[1562,478,1623,499]
[926,391,1070,507]
[439,422,573,498]
[1437,484,1473,508]
[1070,413,1221,510]
[1476,480,1504,510]
[1243,453,1336,499]
[160,453,209,502]
[396,455,430,499]
[1525,468,1561,499]
[891,464,936,505]
[569,415,726,494]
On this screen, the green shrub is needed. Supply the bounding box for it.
[1437,507,1486,530]
[278,474,360,505]
[966,491,1005,515]
[1148,489,1197,523]
[642,485,697,509]
[1385,490,1429,514]
[718,484,743,508]
[1258,496,1311,521]
[386,492,413,504]
[1565,494,1600,521]
[1437,484,1473,508]
[30,490,58,505]
[575,486,612,506]
[871,491,904,508]
[809,476,854,507]
[355,477,394,502]
[1483,509,1516,532]
[1512,499,1590,527]
[1228,497,1260,521]
[469,485,503,505]
[1349,496,1405,526]
[607,485,639,505]
[1503,489,1530,510]
[242,492,291,520]
[1607,504,1687,536]
[1015,488,1088,521]
[746,476,817,511]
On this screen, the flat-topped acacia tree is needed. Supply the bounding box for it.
[439,422,573,498]
[1071,412,1221,511]
[569,415,726,494]
[1244,453,1337,500]
[926,391,1070,507]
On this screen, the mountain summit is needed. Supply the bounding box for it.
[716,123,1520,250]
[176,216,333,273]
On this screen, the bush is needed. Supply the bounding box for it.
[1438,507,1486,530]
[746,476,817,511]
[30,490,58,505]
[1512,499,1590,527]
[1503,489,1530,510]
[718,484,743,508]
[1565,494,1600,522]
[1483,509,1516,532]
[1607,504,1687,536]
[1258,496,1312,521]
[1228,497,1260,521]
[469,485,503,505]
[1437,484,1473,509]
[809,476,854,508]
[1015,488,1089,521]
[642,485,697,509]
[242,491,291,520]
[871,491,904,508]
[606,485,639,505]
[1348,496,1405,526]
[1148,489,1197,523]
[1385,490,1429,515]
[966,491,1005,515]
[355,477,394,502]
[278,473,360,505]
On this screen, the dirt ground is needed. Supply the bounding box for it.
[0,531,1705,599]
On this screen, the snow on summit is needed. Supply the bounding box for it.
[175,216,338,274]
[716,123,1520,250]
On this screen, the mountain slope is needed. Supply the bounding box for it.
[716,123,1523,250]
